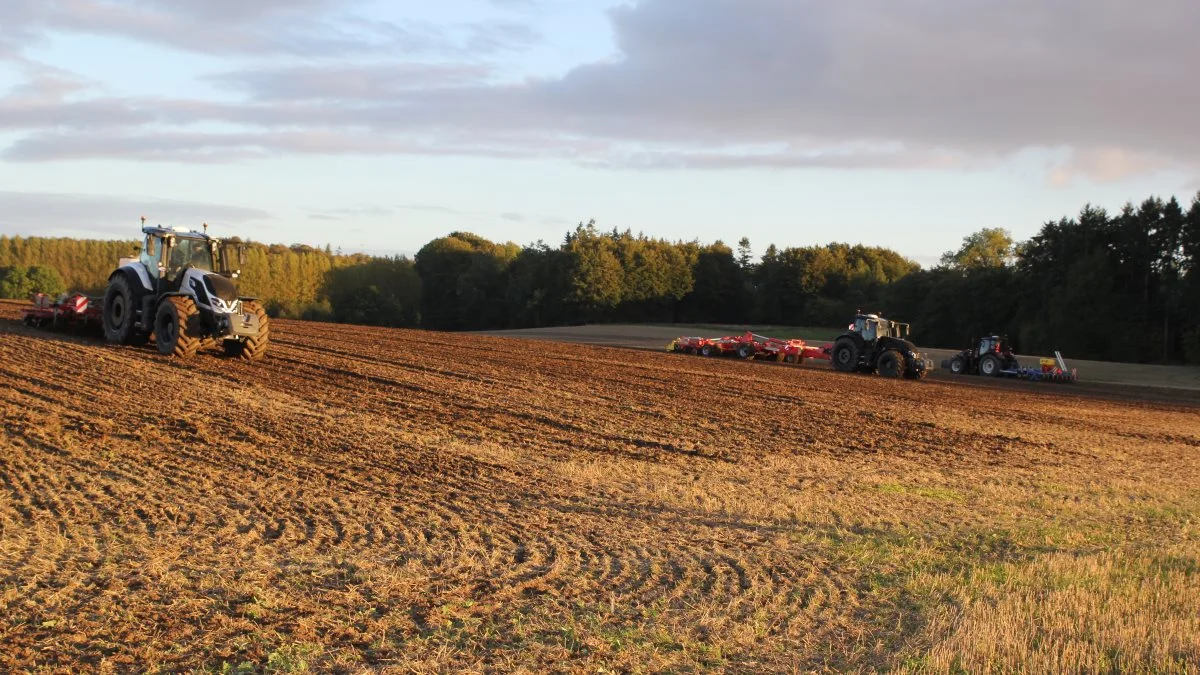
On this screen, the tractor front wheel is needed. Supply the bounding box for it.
[831,339,859,373]
[154,297,202,358]
[949,357,967,375]
[223,301,270,361]
[877,349,906,378]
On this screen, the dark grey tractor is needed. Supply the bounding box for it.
[829,313,933,379]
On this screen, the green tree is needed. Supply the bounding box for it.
[0,265,66,299]
[563,221,625,319]
[940,227,1015,270]
[415,232,517,330]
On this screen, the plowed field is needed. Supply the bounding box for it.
[2,302,1199,673]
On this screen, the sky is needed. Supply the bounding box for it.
[0,0,1197,265]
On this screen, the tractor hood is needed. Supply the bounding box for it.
[203,272,239,303]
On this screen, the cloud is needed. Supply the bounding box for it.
[306,206,396,221]
[1048,147,1174,187]
[0,190,272,237]
[208,63,494,102]
[0,0,1196,179]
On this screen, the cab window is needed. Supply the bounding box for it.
[167,238,214,277]
[861,321,877,341]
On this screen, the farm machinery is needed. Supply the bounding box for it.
[943,335,1018,376]
[100,219,269,359]
[21,292,102,330]
[18,220,269,359]
[669,331,831,364]
[669,313,934,380]
[942,337,1077,383]
[829,313,933,379]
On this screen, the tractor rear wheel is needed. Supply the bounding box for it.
[154,297,202,358]
[831,339,859,373]
[949,357,967,375]
[103,275,142,345]
[223,301,269,361]
[979,354,1002,377]
[877,349,906,378]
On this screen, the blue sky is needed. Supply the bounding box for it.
[0,0,1197,266]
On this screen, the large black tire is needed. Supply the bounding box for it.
[736,344,756,359]
[223,301,269,361]
[877,349,906,378]
[979,353,1002,377]
[103,275,142,345]
[700,344,714,357]
[831,339,859,373]
[154,296,202,358]
[949,356,967,375]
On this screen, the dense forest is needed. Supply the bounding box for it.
[2,192,1199,363]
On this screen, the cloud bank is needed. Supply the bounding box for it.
[0,0,1196,181]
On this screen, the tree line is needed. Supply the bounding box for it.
[2,191,1199,363]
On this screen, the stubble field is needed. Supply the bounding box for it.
[1,300,1198,673]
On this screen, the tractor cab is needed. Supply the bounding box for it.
[139,224,245,290]
[849,314,911,342]
[975,335,1012,357]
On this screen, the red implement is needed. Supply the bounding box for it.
[21,293,102,329]
[670,331,833,365]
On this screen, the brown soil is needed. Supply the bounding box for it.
[2,300,1198,672]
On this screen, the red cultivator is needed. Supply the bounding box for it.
[21,293,103,330]
[668,331,832,364]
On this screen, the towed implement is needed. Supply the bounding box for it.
[669,331,831,364]
[21,292,102,330]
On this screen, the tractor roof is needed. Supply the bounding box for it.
[142,224,214,240]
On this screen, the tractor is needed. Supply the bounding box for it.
[829,313,933,379]
[102,219,269,359]
[942,335,1018,377]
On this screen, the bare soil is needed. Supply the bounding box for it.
[2,301,1198,673]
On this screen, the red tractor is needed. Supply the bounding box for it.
[942,335,1019,377]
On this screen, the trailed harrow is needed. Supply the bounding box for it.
[21,293,102,330]
[668,331,832,365]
